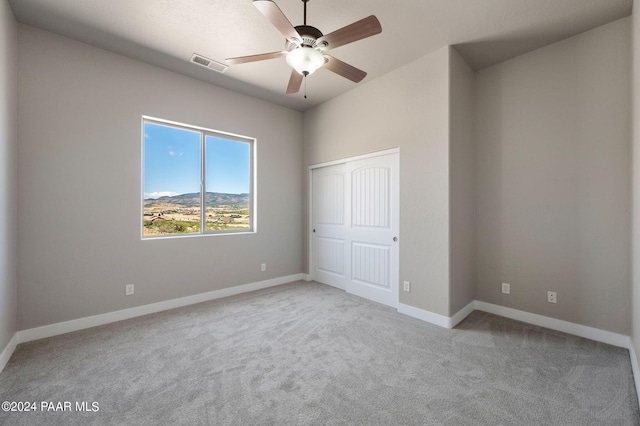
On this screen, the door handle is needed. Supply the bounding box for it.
[313,229,316,233]
[393,237,398,242]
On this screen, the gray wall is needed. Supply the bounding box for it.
[17,26,304,329]
[448,48,476,315]
[0,0,17,350]
[632,0,640,368]
[304,48,452,316]
[476,18,631,334]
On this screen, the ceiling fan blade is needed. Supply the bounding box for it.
[253,0,301,43]
[323,55,367,83]
[286,70,303,94]
[318,15,381,50]
[226,51,286,65]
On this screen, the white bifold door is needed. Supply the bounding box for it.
[311,151,399,308]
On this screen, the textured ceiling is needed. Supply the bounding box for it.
[8,0,633,111]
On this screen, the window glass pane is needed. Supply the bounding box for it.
[143,122,201,236]
[205,136,251,232]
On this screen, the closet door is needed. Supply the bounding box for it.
[311,152,399,308]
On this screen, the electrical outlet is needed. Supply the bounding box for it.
[501,283,510,294]
[261,263,266,272]
[403,281,411,292]
[125,284,134,296]
[547,291,557,304]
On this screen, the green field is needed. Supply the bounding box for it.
[144,219,200,235]
[143,215,250,236]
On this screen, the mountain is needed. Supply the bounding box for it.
[146,192,249,206]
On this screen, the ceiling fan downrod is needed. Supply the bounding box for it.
[303,0,308,25]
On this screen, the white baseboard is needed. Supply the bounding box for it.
[450,301,476,328]
[398,303,449,328]
[629,339,640,408]
[396,298,630,349]
[474,301,631,349]
[302,274,311,281]
[18,273,305,345]
[0,332,18,372]
[397,300,475,329]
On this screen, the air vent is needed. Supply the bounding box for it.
[190,53,228,73]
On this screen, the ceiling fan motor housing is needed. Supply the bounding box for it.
[286,25,326,51]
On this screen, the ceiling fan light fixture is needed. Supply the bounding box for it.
[227,0,382,94]
[286,47,325,76]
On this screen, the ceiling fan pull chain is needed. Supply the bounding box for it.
[304,74,307,99]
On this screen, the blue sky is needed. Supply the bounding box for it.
[144,122,250,199]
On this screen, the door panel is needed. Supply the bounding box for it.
[316,173,344,226]
[352,166,390,228]
[317,237,345,276]
[351,242,390,288]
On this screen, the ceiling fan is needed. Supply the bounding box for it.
[226,0,382,95]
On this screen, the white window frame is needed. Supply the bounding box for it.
[141,116,256,239]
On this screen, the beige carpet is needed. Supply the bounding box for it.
[0,281,638,425]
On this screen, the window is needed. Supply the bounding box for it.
[142,117,254,238]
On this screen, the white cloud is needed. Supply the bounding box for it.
[168,145,183,157]
[144,191,179,199]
